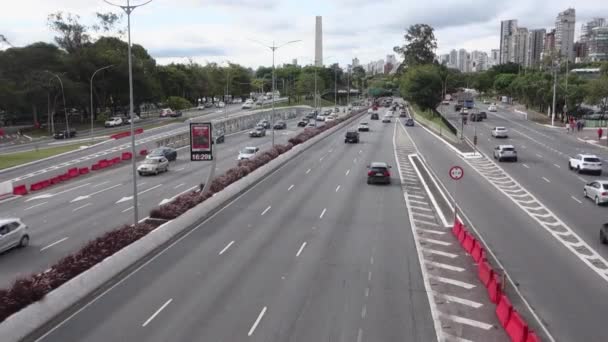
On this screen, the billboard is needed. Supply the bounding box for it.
[190,122,213,161]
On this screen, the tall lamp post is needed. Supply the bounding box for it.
[251,39,302,146]
[105,0,152,225]
[44,71,69,136]
[90,65,114,144]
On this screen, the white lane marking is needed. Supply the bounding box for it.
[173,183,185,189]
[554,163,561,168]
[368,271,372,281]
[115,184,163,204]
[412,212,436,220]
[409,199,429,205]
[288,184,294,191]
[142,299,173,327]
[319,208,327,219]
[359,150,362,154]
[365,287,370,297]
[422,248,458,259]
[219,241,235,255]
[72,203,92,212]
[361,304,367,318]
[353,158,357,163]
[577,176,587,182]
[25,183,93,202]
[442,314,493,330]
[407,194,425,199]
[91,181,110,188]
[122,206,134,213]
[345,169,350,176]
[370,256,374,265]
[536,153,543,158]
[137,182,147,187]
[261,206,272,216]
[429,275,476,289]
[413,219,440,227]
[319,156,325,161]
[74,183,122,203]
[25,202,48,211]
[522,164,530,169]
[434,292,483,308]
[335,185,340,192]
[306,168,311,174]
[40,237,69,252]
[328,149,333,153]
[296,242,307,257]
[176,167,185,171]
[571,196,583,204]
[425,260,465,272]
[357,328,363,342]
[248,306,267,336]
[416,228,445,235]
[542,177,551,183]
[410,205,433,212]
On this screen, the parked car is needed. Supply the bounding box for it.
[491,127,508,138]
[307,121,317,127]
[216,101,225,108]
[53,129,77,139]
[488,105,497,112]
[196,104,206,110]
[238,146,259,160]
[405,118,415,126]
[325,117,336,123]
[249,126,266,137]
[297,118,309,127]
[273,121,287,129]
[569,154,602,175]
[0,218,29,253]
[583,180,608,205]
[316,116,326,122]
[601,223,608,244]
[105,116,123,127]
[213,130,225,144]
[493,145,518,162]
[358,122,370,132]
[127,115,141,124]
[345,130,360,143]
[371,113,379,120]
[204,102,214,108]
[159,108,175,117]
[138,157,169,176]
[367,162,392,184]
[242,100,254,109]
[147,147,177,161]
[305,111,317,119]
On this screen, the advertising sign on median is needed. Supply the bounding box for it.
[190,122,213,161]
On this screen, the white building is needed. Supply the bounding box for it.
[512,27,528,65]
[500,19,518,64]
[352,57,360,68]
[555,8,576,62]
[526,29,546,68]
[470,50,488,71]
[457,49,467,72]
[489,49,500,67]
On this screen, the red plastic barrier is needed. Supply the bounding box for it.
[452,218,463,237]
[13,185,28,195]
[79,167,89,175]
[457,228,466,243]
[42,179,52,188]
[487,273,502,304]
[30,183,41,191]
[471,241,485,263]
[111,131,131,139]
[50,176,61,185]
[92,163,101,171]
[496,295,513,328]
[121,152,132,160]
[478,260,493,286]
[59,173,70,182]
[526,331,540,342]
[462,233,475,254]
[68,167,79,178]
[506,310,529,342]
[111,157,121,164]
[135,128,144,134]
[99,159,109,168]
[139,149,148,156]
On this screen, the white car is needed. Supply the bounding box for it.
[0,218,29,253]
[137,157,169,176]
[493,145,517,162]
[238,146,259,160]
[382,115,391,123]
[569,154,602,175]
[242,100,254,109]
[583,180,608,205]
[159,108,175,117]
[127,115,141,124]
[196,105,205,110]
[216,101,225,108]
[105,117,123,127]
[491,127,508,138]
[488,105,497,112]
[325,117,336,123]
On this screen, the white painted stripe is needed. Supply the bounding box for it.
[288,184,294,191]
[410,205,433,212]
[429,275,475,289]
[176,167,185,171]
[356,328,363,342]
[261,206,271,216]
[296,242,307,257]
[422,248,458,259]
[122,206,133,213]
[368,271,372,281]
[248,306,267,336]
[434,293,483,308]
[142,299,173,327]
[345,169,350,176]
[91,181,110,188]
[542,177,551,183]
[40,237,69,252]
[319,208,327,219]
[414,219,440,226]
[72,203,92,212]
[419,237,451,246]
[25,202,48,211]
[571,196,582,204]
[536,153,543,158]
[554,163,561,168]
[219,241,235,255]
[412,212,436,219]
[417,228,445,235]
[365,288,369,297]
[306,168,311,174]
[361,305,367,318]
[577,176,587,182]
[407,194,425,199]
[426,260,465,272]
[523,164,530,169]
[442,314,493,330]
[409,199,429,205]
[335,185,340,192]
[173,183,185,189]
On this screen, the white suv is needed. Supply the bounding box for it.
[494,145,518,162]
[105,117,123,127]
[491,127,508,138]
[569,154,602,175]
[0,218,29,253]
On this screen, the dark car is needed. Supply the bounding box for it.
[213,130,225,144]
[273,121,287,129]
[371,113,379,120]
[170,110,183,118]
[259,120,271,129]
[147,147,177,161]
[405,118,414,126]
[345,130,359,143]
[305,111,317,119]
[601,223,608,244]
[53,129,77,139]
[367,162,391,184]
[297,118,309,127]
[470,113,483,122]
[249,126,266,137]
[399,111,408,117]
[479,111,487,119]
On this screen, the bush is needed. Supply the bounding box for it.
[166,96,192,111]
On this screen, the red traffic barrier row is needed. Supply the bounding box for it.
[110,128,144,140]
[26,166,90,192]
[452,218,541,342]
[13,184,28,195]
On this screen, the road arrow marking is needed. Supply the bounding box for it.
[70,183,122,203]
[159,198,171,205]
[25,183,92,202]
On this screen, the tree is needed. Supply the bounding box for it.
[295,72,316,97]
[490,63,520,74]
[351,66,366,90]
[393,24,437,68]
[399,64,442,111]
[586,77,608,112]
[47,12,90,53]
[166,96,192,110]
[493,74,517,95]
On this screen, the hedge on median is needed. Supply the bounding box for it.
[0,111,353,323]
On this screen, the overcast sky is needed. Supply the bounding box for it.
[1,0,607,69]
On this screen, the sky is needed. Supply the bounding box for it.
[1,0,607,69]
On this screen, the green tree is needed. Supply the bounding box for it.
[166,96,192,110]
[393,24,437,69]
[493,74,517,95]
[490,62,521,74]
[586,77,608,112]
[399,64,442,111]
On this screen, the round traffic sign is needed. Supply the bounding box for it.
[449,166,464,180]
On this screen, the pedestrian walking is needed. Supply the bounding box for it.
[566,122,570,134]
[577,120,582,132]
[598,127,604,141]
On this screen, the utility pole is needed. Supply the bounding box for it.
[90,65,114,144]
[334,67,337,107]
[551,58,558,127]
[45,71,69,136]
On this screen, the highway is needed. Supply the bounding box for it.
[29,109,442,342]
[0,112,305,288]
[413,104,608,341]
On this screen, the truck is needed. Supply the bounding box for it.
[454,92,474,111]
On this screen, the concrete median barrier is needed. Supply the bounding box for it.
[0,180,13,199]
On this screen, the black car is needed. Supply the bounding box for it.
[305,111,317,119]
[405,118,415,126]
[273,121,287,129]
[213,130,225,144]
[601,223,608,244]
[148,147,177,161]
[297,118,309,127]
[249,127,266,137]
[367,162,391,184]
[259,120,271,129]
[53,129,77,139]
[371,113,379,120]
[479,111,487,119]
[170,110,183,118]
[345,130,359,143]
[470,113,483,122]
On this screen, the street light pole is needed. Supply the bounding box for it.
[551,60,557,127]
[105,0,152,225]
[334,67,337,107]
[347,67,350,107]
[90,65,114,144]
[45,71,69,137]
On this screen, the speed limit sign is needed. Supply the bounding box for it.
[449,166,464,180]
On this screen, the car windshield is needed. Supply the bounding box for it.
[143,159,160,165]
[584,158,600,162]
[150,150,164,156]
[503,147,515,151]
[241,148,256,154]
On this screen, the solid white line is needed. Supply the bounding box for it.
[425,260,465,272]
[91,180,110,188]
[288,184,294,191]
[335,185,340,192]
[523,164,530,169]
[173,183,185,189]
[365,287,369,297]
[248,306,267,336]
[577,176,587,182]
[176,167,185,171]
[434,292,483,308]
[139,184,163,195]
[361,305,367,318]
[25,202,48,211]
[422,248,458,259]
[296,242,307,257]
[219,241,235,255]
[261,206,272,216]
[442,314,493,330]
[554,163,561,168]
[306,168,311,174]
[122,206,134,213]
[407,194,425,199]
[72,203,92,212]
[416,228,445,235]
[368,271,372,281]
[357,328,363,342]
[571,196,582,204]
[429,275,476,289]
[542,177,551,183]
[137,182,147,187]
[40,237,69,252]
[345,169,350,176]
[142,299,173,327]
[319,208,327,219]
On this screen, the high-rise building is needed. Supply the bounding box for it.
[458,49,467,72]
[555,8,576,62]
[579,18,606,61]
[526,29,546,68]
[544,29,556,54]
[352,57,360,68]
[581,18,606,43]
[512,27,528,65]
[386,54,397,67]
[588,26,608,61]
[439,54,450,65]
[500,19,518,64]
[292,59,298,66]
[489,49,500,67]
[470,50,488,72]
[449,49,458,68]
[314,16,323,66]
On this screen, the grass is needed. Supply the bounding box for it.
[0,144,85,170]
[410,104,459,143]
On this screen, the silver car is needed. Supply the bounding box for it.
[584,180,608,205]
[0,218,29,253]
[137,156,169,176]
